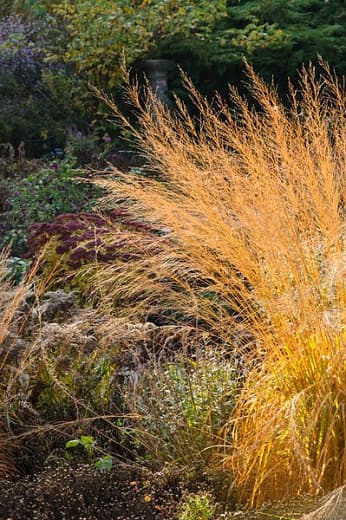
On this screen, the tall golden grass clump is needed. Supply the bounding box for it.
[94,62,345,506]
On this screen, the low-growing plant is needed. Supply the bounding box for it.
[3,256,30,284]
[66,435,96,460]
[178,492,217,520]
[31,323,120,419]
[94,454,113,473]
[65,435,113,472]
[123,353,237,470]
[0,279,126,471]
[25,209,208,326]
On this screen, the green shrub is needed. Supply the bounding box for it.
[53,0,226,90]
[0,13,75,155]
[2,256,30,284]
[3,158,100,255]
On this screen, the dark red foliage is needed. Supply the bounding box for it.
[24,211,162,271]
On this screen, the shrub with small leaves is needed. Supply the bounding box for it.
[124,353,237,469]
[3,159,100,255]
[2,256,30,284]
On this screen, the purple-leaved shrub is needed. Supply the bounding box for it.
[25,210,163,295]
[25,211,215,325]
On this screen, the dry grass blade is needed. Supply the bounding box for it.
[0,250,29,478]
[0,250,42,364]
[0,251,28,346]
[0,434,17,479]
[300,487,345,520]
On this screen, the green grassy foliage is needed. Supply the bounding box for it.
[2,159,98,255]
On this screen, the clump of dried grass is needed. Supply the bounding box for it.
[92,61,345,506]
[300,486,345,520]
[0,249,37,478]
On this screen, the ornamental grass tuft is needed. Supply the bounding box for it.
[94,61,345,506]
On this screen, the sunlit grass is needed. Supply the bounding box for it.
[93,60,345,505]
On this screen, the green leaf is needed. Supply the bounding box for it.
[65,439,81,448]
[95,455,113,472]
